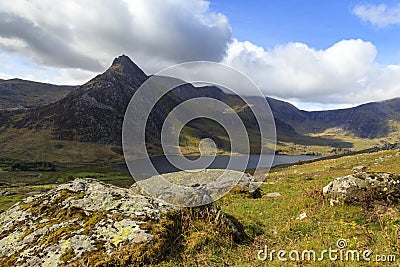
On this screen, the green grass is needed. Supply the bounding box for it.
[1,150,400,266]
[158,149,400,266]
[0,128,124,163]
[0,161,133,212]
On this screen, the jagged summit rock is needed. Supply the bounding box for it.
[111,54,140,69]
[112,54,133,65]
[107,54,148,84]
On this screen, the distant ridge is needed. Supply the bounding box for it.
[0,79,75,109]
[0,55,399,160]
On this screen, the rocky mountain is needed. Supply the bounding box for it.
[267,97,400,139]
[6,56,149,145]
[1,54,400,159]
[0,56,263,154]
[0,79,74,109]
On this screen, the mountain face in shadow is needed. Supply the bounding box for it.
[267,96,400,139]
[0,79,75,109]
[3,55,149,145]
[1,55,399,156]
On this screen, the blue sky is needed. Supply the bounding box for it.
[1,0,400,110]
[211,0,400,64]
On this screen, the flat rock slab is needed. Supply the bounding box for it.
[137,169,258,206]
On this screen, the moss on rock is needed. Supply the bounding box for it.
[0,177,246,266]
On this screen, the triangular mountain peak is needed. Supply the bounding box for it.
[108,55,147,77]
[111,54,134,67]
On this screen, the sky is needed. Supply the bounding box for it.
[1,0,400,110]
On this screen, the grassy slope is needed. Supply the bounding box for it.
[159,149,400,266]
[0,161,133,212]
[0,128,124,163]
[0,79,74,109]
[1,149,399,265]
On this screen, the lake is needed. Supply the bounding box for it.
[120,154,320,176]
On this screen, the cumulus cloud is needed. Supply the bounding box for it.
[0,0,232,73]
[1,0,400,109]
[0,72,14,80]
[0,13,103,71]
[353,3,400,27]
[223,38,400,105]
[0,52,94,85]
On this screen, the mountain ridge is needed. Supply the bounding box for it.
[0,78,75,109]
[0,55,399,160]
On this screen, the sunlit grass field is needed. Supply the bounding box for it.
[161,150,400,266]
[0,149,399,266]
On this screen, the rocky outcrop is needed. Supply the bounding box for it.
[372,142,400,152]
[323,172,400,207]
[0,176,246,266]
[137,169,260,206]
[352,165,367,173]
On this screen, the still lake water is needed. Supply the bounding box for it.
[122,154,320,176]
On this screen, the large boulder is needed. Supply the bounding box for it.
[323,172,400,207]
[0,176,246,266]
[137,169,260,206]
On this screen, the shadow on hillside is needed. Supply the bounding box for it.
[278,134,354,148]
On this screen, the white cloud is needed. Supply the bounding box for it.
[0,72,14,80]
[292,101,359,112]
[223,38,400,105]
[51,69,95,85]
[0,37,27,50]
[0,0,232,73]
[1,1,400,109]
[353,3,400,27]
[0,52,95,85]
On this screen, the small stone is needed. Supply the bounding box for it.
[296,212,307,220]
[0,190,16,196]
[352,165,367,173]
[264,192,282,198]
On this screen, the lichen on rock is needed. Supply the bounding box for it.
[0,174,247,266]
[323,171,400,207]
